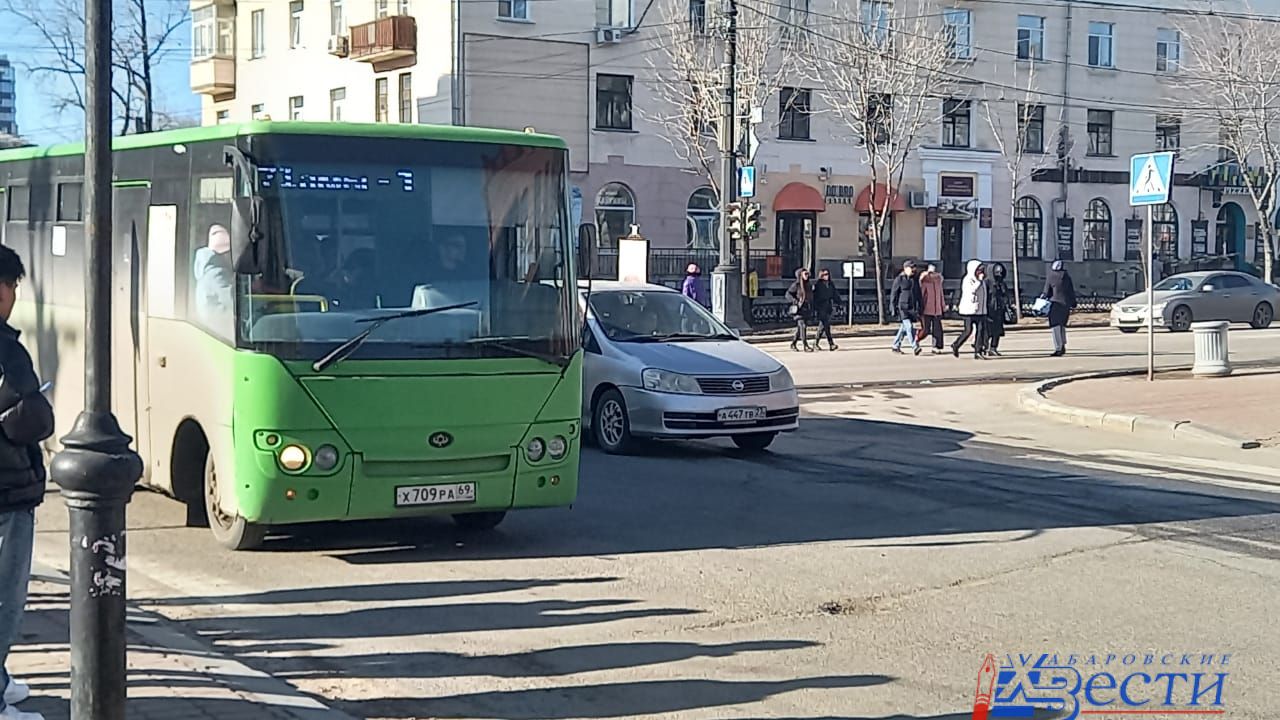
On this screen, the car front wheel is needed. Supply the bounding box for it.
[593,389,635,455]
[1170,305,1193,332]
[732,432,777,452]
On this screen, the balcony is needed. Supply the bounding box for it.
[349,15,417,68]
[190,56,235,99]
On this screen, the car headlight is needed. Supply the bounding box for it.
[641,368,701,394]
[548,435,568,459]
[279,444,309,472]
[526,437,546,462]
[770,367,795,391]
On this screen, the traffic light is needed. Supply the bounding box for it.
[744,202,762,236]
[726,201,744,241]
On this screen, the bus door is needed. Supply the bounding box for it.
[110,186,157,477]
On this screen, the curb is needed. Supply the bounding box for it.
[1016,370,1263,450]
[742,317,1112,344]
[29,563,360,720]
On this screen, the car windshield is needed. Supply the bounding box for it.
[588,290,731,341]
[1154,277,1194,292]
[208,135,576,361]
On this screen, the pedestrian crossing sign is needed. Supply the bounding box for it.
[1129,151,1175,206]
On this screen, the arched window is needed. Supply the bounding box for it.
[595,183,635,251]
[1083,198,1112,260]
[1014,196,1042,258]
[686,187,719,249]
[1152,202,1178,260]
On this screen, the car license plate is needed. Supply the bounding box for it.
[717,407,766,423]
[395,482,476,507]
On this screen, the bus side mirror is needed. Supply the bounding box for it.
[230,196,264,274]
[577,223,597,281]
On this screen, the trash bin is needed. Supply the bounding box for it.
[1191,321,1231,377]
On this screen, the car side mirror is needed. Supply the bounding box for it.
[577,223,597,281]
[1201,284,1215,292]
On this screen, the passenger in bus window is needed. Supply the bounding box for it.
[332,248,378,309]
[193,224,234,338]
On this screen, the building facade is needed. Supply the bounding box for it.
[0,56,17,137]
[190,0,1279,296]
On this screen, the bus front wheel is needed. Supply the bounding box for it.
[452,511,506,532]
[204,452,266,551]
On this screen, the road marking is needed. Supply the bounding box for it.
[1098,449,1280,481]
[1011,452,1280,495]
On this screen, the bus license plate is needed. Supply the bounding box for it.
[717,407,766,423]
[395,482,476,507]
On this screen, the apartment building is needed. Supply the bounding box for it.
[190,0,1278,294]
[0,56,17,137]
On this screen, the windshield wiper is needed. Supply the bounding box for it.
[311,301,479,372]
[630,332,734,343]
[468,336,571,369]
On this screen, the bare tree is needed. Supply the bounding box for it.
[3,0,188,136]
[810,0,958,323]
[641,0,792,205]
[1175,8,1280,281]
[980,60,1059,320]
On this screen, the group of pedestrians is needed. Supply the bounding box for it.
[785,267,842,352]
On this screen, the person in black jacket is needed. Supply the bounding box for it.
[787,268,814,352]
[1042,259,1077,356]
[0,245,54,718]
[984,262,1011,356]
[811,268,841,351]
[889,260,923,355]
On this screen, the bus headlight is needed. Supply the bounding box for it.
[548,435,568,460]
[526,437,546,462]
[313,444,339,471]
[279,444,309,472]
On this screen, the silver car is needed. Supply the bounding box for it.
[1110,271,1279,332]
[580,282,800,454]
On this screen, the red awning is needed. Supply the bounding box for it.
[854,183,907,213]
[772,182,826,212]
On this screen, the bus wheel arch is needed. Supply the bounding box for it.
[171,419,210,527]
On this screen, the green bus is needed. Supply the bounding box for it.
[0,121,583,550]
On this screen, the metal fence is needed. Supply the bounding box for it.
[748,292,1121,328]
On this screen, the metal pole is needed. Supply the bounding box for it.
[848,275,854,327]
[1146,203,1155,382]
[49,1,144,718]
[713,0,747,329]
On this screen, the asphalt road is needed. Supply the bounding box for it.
[769,324,1280,387]
[29,383,1280,719]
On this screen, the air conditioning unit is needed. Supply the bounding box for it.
[908,191,930,209]
[327,35,349,57]
[596,27,624,44]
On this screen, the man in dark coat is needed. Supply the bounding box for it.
[811,268,841,351]
[0,245,55,718]
[1042,259,1077,356]
[889,260,923,355]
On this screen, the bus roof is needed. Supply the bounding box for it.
[0,120,569,164]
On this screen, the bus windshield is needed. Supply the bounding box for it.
[219,135,575,362]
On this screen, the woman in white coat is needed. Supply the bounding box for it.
[951,259,988,359]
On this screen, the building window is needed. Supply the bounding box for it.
[1156,28,1180,73]
[1017,15,1044,61]
[290,1,304,48]
[689,0,706,33]
[215,109,229,124]
[498,0,529,20]
[56,182,83,222]
[251,10,266,58]
[1088,22,1114,68]
[598,0,632,28]
[780,0,811,43]
[374,77,389,122]
[595,74,633,131]
[1019,104,1045,154]
[944,9,972,59]
[942,99,971,148]
[1083,198,1112,260]
[1087,109,1113,156]
[1015,197,1043,258]
[687,187,719,249]
[1219,119,1240,163]
[330,0,345,36]
[866,93,891,145]
[329,87,346,121]
[398,73,413,123]
[861,1,890,45]
[1152,203,1178,260]
[398,0,411,14]
[1156,114,1181,152]
[192,5,233,59]
[251,103,265,120]
[778,87,811,141]
[376,0,389,18]
[595,183,635,250]
[289,95,304,120]
[858,214,894,258]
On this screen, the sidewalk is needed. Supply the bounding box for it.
[10,573,353,720]
[1047,368,1280,446]
[742,312,1110,343]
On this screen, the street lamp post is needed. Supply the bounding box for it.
[48,1,144,718]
